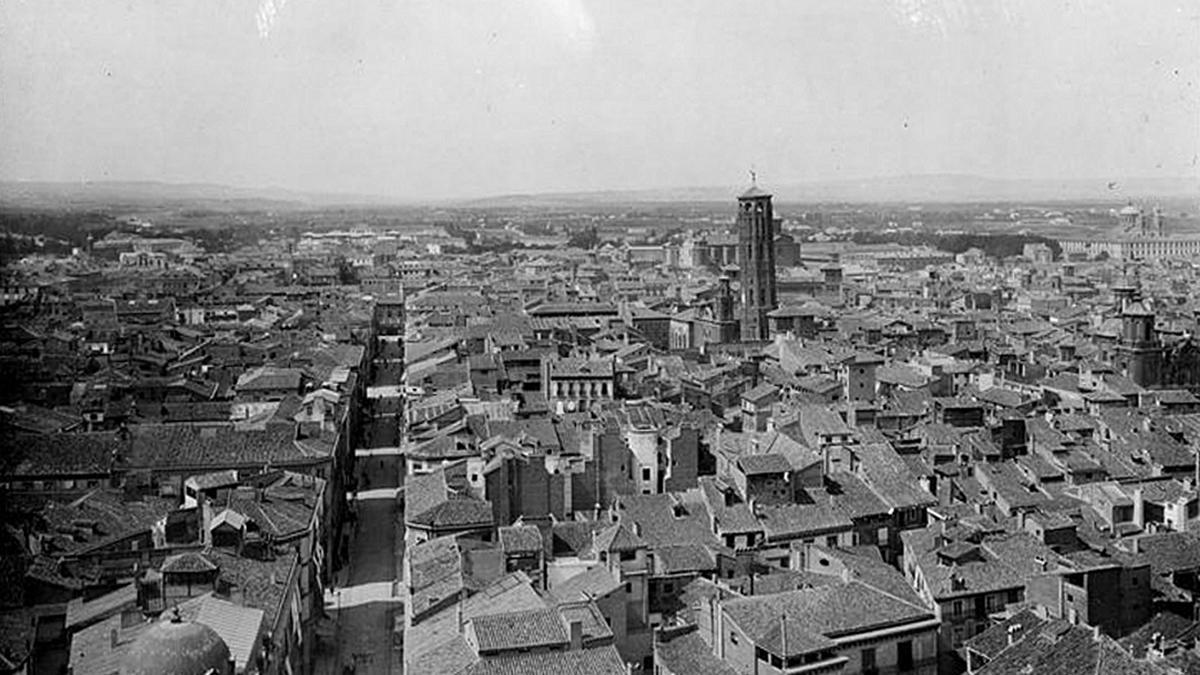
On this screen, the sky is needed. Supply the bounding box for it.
[1,0,1198,201]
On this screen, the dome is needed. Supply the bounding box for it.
[120,615,232,675]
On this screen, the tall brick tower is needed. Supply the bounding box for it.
[738,181,777,341]
[1119,300,1161,387]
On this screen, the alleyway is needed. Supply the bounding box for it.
[316,399,406,673]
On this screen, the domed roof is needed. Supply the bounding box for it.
[1119,202,1141,216]
[120,615,231,675]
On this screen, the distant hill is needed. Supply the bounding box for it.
[461,174,1200,207]
[0,181,406,212]
[1,174,1196,211]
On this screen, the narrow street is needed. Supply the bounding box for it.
[317,386,406,673]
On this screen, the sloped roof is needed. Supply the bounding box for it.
[469,607,568,652]
[723,581,931,656]
[460,645,627,675]
[498,524,543,554]
[592,522,645,553]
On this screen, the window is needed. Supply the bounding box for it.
[826,536,838,547]
[861,647,877,674]
[898,639,914,671]
[952,600,965,618]
[730,632,738,646]
[983,593,1001,613]
[642,467,652,481]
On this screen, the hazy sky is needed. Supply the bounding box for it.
[1,0,1197,200]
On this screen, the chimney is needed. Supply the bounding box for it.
[569,620,583,650]
[1133,487,1145,527]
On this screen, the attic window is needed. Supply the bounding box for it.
[672,504,687,518]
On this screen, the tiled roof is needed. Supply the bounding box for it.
[1133,531,1200,574]
[975,620,1174,675]
[406,635,477,675]
[409,498,495,530]
[205,549,296,628]
[741,383,779,404]
[617,493,722,550]
[65,583,137,631]
[826,471,891,519]
[176,593,266,672]
[123,423,332,470]
[407,536,466,618]
[4,432,119,477]
[758,499,853,540]
[853,442,937,510]
[905,528,1063,599]
[551,565,622,603]
[222,484,317,538]
[796,405,854,437]
[235,366,303,392]
[723,581,932,654]
[460,645,626,675]
[38,490,176,555]
[406,462,493,531]
[655,627,738,675]
[469,606,568,652]
[591,522,644,553]
[654,543,717,575]
[962,608,1049,659]
[737,453,792,476]
[498,524,543,554]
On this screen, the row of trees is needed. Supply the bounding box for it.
[848,230,1062,260]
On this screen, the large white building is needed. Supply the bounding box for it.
[1058,202,1200,260]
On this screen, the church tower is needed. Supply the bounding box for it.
[1119,300,1161,387]
[737,181,777,341]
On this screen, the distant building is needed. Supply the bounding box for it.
[737,184,778,341]
[1059,202,1200,260]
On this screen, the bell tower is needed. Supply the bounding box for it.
[1119,300,1161,387]
[737,177,777,341]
